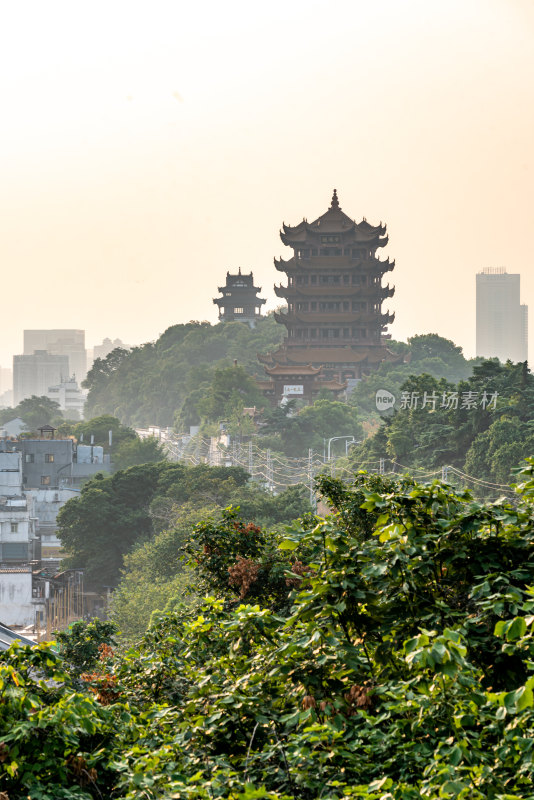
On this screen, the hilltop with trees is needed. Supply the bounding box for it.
[83,316,284,428]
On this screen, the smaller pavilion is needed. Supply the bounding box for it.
[213,269,266,329]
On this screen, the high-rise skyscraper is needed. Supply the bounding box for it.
[13,351,69,405]
[476,268,528,363]
[23,330,87,382]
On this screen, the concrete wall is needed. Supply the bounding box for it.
[28,487,79,561]
[21,439,74,489]
[0,451,23,496]
[0,493,36,562]
[0,569,34,627]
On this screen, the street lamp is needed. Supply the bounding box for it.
[327,435,359,462]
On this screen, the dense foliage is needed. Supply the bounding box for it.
[57,461,310,590]
[351,359,534,490]
[0,395,64,429]
[257,398,364,458]
[4,463,534,797]
[83,316,284,428]
[348,333,478,418]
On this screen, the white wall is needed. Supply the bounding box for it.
[0,452,22,496]
[0,570,34,626]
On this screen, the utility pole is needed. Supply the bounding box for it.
[379,458,385,475]
[267,449,273,493]
[248,440,253,478]
[308,448,315,509]
[442,465,449,482]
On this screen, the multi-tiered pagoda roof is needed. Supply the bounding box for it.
[213,269,266,329]
[259,190,400,404]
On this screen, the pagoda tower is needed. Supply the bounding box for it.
[258,190,398,404]
[213,269,266,329]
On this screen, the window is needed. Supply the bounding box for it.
[234,307,244,314]
[10,523,18,533]
[45,454,54,463]
[41,476,51,486]
[311,275,317,284]
[310,302,317,310]
[25,454,34,463]
[2,543,28,560]
[319,301,340,312]
[321,235,340,243]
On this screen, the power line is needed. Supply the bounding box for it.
[159,431,516,501]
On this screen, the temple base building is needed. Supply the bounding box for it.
[213,270,266,329]
[258,190,400,405]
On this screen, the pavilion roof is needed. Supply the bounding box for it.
[266,345,399,365]
[263,363,323,376]
[274,283,395,299]
[280,190,387,244]
[274,311,394,326]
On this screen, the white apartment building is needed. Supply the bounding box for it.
[47,377,88,420]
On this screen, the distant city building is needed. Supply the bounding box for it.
[13,351,69,405]
[29,487,79,565]
[47,376,87,420]
[476,268,528,363]
[213,269,266,328]
[0,367,12,394]
[92,337,129,362]
[0,418,26,438]
[24,329,87,382]
[21,436,110,491]
[0,391,13,409]
[0,431,109,625]
[0,451,39,625]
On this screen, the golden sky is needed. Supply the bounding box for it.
[1,0,533,366]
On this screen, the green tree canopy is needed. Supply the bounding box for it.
[57,414,137,452]
[57,460,308,590]
[112,435,166,471]
[350,359,534,489]
[196,364,263,423]
[0,395,63,430]
[83,316,283,428]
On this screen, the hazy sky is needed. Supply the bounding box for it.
[1,0,533,368]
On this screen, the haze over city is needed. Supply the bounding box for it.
[1,0,533,365]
